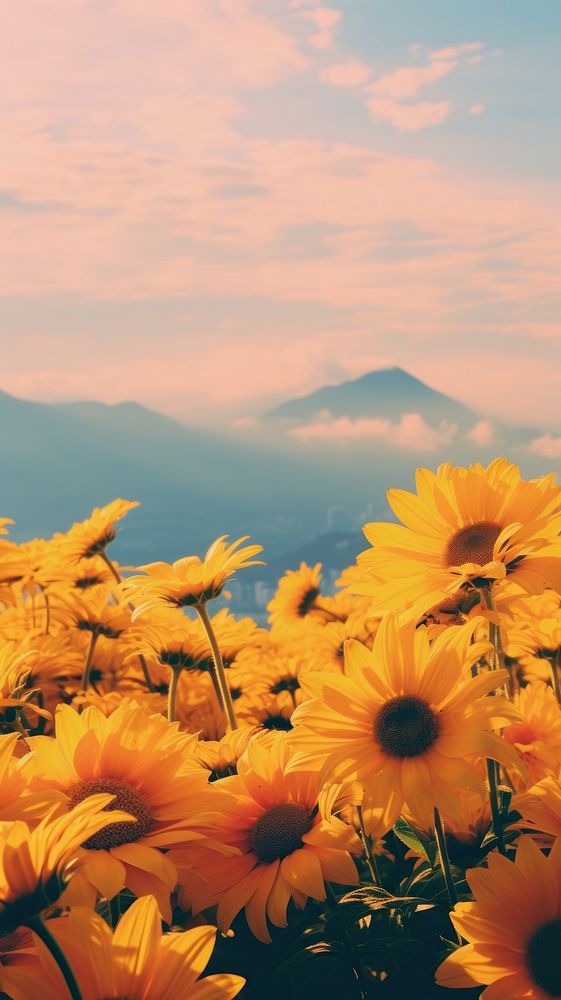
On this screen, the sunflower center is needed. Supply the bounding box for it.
[375,696,439,758]
[250,803,314,863]
[299,587,320,616]
[67,777,153,850]
[261,715,293,731]
[444,521,502,568]
[526,918,561,996]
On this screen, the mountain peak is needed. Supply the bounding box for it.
[265,367,477,427]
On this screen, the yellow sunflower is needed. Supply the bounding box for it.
[290,615,520,832]
[0,795,131,934]
[503,682,561,790]
[436,836,561,998]
[28,700,227,919]
[2,895,245,1000]
[357,459,561,616]
[120,535,263,614]
[62,499,140,563]
[175,732,361,943]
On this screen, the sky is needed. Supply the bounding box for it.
[1,0,560,429]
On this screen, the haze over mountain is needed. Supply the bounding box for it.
[0,368,557,615]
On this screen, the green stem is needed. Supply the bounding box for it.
[110,893,121,928]
[478,586,513,697]
[486,758,506,855]
[80,632,99,690]
[26,915,83,1000]
[433,807,458,910]
[196,602,238,731]
[357,804,381,886]
[167,666,181,723]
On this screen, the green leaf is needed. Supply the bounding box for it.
[393,817,438,866]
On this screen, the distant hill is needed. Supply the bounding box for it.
[264,366,538,447]
[266,367,477,427]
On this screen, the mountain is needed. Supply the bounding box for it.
[264,366,539,447]
[266,367,476,426]
[0,371,554,608]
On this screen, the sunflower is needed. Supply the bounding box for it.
[515,775,561,845]
[436,836,561,998]
[0,733,62,824]
[290,615,520,832]
[194,726,256,781]
[28,700,227,919]
[503,682,561,790]
[120,535,263,614]
[175,733,361,943]
[62,499,140,563]
[2,895,245,1000]
[357,459,561,617]
[0,795,132,933]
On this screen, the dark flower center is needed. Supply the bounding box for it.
[250,803,314,863]
[270,677,300,695]
[375,696,440,758]
[261,715,293,731]
[84,530,116,558]
[526,918,561,996]
[299,587,320,616]
[444,521,502,568]
[67,777,153,849]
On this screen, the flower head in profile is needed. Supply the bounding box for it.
[357,459,561,617]
[0,796,132,934]
[174,733,361,943]
[120,535,264,615]
[62,499,140,562]
[436,836,561,999]
[290,615,520,832]
[2,895,245,1000]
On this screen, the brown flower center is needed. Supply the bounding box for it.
[299,587,320,616]
[67,777,153,850]
[261,715,293,731]
[444,521,502,568]
[526,918,561,996]
[375,696,440,758]
[249,802,314,863]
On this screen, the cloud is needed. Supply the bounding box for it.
[367,98,451,131]
[298,6,341,49]
[319,60,371,87]
[290,412,458,450]
[469,103,486,115]
[465,420,497,447]
[429,42,485,61]
[369,60,457,100]
[527,434,561,459]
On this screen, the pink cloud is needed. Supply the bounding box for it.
[527,434,561,459]
[298,6,341,49]
[469,103,486,115]
[320,60,371,87]
[290,412,458,450]
[367,98,451,130]
[369,60,457,100]
[465,420,497,447]
[429,41,485,61]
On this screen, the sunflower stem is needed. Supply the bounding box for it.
[357,804,381,886]
[433,807,458,911]
[26,915,83,1000]
[80,632,99,690]
[13,713,32,752]
[478,586,513,697]
[196,601,239,731]
[167,666,181,723]
[44,592,51,635]
[99,551,155,692]
[109,893,121,927]
[486,758,506,856]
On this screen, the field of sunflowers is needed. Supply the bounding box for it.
[4,457,561,999]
